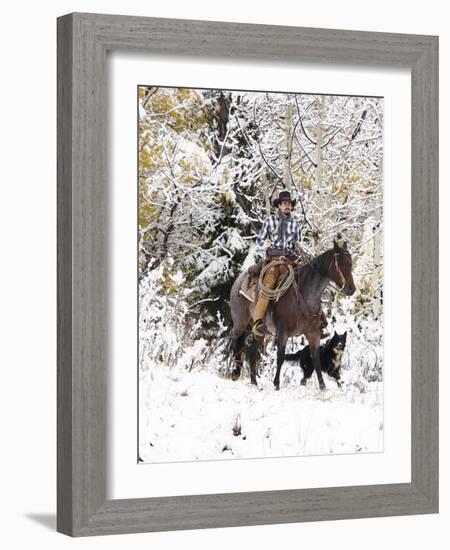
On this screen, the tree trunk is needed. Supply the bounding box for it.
[283,101,293,190]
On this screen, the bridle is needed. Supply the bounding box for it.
[316,251,347,292]
[330,252,347,291]
[295,248,350,298]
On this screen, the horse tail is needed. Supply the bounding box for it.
[222,336,233,360]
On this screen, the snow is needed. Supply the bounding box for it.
[139,357,383,463]
[138,265,384,464]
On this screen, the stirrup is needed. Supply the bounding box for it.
[252,319,267,337]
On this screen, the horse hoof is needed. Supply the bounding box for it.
[319,383,326,391]
[231,370,240,381]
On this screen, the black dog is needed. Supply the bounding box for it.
[284,332,347,387]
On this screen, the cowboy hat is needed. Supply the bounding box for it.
[272,190,297,208]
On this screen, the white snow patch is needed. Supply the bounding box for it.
[139,362,383,463]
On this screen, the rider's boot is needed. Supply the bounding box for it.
[252,264,279,337]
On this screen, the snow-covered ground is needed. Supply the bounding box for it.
[139,271,384,464]
[139,359,383,463]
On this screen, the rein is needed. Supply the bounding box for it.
[329,252,347,292]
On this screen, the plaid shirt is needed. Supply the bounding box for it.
[256,213,302,254]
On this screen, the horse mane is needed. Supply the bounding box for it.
[296,248,334,279]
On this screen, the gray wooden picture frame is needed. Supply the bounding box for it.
[57,12,438,537]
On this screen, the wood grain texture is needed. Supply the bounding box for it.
[410,36,439,506]
[57,12,439,537]
[57,13,74,535]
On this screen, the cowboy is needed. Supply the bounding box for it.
[251,190,304,337]
[249,191,329,338]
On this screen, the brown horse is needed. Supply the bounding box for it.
[228,240,356,390]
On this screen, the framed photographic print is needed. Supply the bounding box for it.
[57,13,438,536]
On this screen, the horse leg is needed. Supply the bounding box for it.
[273,331,289,391]
[308,331,326,390]
[229,292,252,381]
[230,330,246,381]
[246,334,262,386]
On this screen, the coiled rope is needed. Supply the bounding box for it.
[258,259,295,302]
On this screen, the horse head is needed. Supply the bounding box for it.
[331,240,356,296]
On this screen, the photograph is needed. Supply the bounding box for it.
[138,85,384,463]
